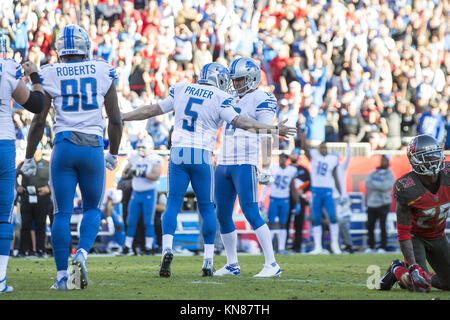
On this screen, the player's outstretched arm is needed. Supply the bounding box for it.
[104,83,123,155]
[231,117,296,137]
[25,93,52,159]
[121,103,165,121]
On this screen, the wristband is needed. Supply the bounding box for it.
[29,72,41,85]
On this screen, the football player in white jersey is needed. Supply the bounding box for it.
[23,25,123,290]
[266,153,298,254]
[214,57,282,278]
[0,32,45,293]
[303,138,343,255]
[120,136,162,255]
[121,62,295,277]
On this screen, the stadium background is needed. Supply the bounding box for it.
[1,0,449,253]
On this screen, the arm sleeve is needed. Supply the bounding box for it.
[218,96,239,124]
[7,60,23,92]
[158,86,175,113]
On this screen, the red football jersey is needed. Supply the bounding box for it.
[393,162,450,240]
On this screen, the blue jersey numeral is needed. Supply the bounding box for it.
[274,175,290,190]
[224,107,241,135]
[61,77,99,111]
[182,97,203,132]
[316,161,328,176]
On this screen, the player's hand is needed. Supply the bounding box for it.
[21,158,37,176]
[276,119,297,137]
[408,264,431,292]
[257,167,274,185]
[22,61,39,76]
[105,152,118,171]
[339,194,349,206]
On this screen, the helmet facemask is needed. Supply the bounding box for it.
[409,148,445,176]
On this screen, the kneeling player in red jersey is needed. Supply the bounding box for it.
[379,134,450,292]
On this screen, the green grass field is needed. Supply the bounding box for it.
[1,253,449,301]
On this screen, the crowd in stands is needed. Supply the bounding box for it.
[1,0,449,158]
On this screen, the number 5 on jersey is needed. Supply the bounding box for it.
[61,77,98,111]
[183,97,203,132]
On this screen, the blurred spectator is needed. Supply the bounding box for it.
[380,103,402,150]
[417,103,446,144]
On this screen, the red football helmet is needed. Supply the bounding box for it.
[407,135,445,176]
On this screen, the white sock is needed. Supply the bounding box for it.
[125,236,133,248]
[220,230,238,266]
[0,255,9,280]
[77,248,88,260]
[278,229,287,251]
[162,234,173,251]
[203,244,215,262]
[57,270,69,281]
[145,237,154,249]
[254,224,276,266]
[329,223,339,246]
[313,225,322,250]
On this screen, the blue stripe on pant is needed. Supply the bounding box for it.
[310,187,336,226]
[268,197,290,225]
[50,139,105,271]
[126,189,156,239]
[0,140,15,255]
[162,147,216,244]
[215,164,265,234]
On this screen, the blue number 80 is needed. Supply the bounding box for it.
[61,77,98,111]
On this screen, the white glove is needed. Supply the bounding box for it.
[21,158,37,176]
[257,167,274,185]
[105,152,118,171]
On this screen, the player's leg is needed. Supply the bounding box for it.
[310,189,326,254]
[110,208,125,247]
[277,198,290,254]
[214,165,240,276]
[426,236,450,290]
[160,151,191,277]
[74,145,105,289]
[0,140,15,293]
[234,165,280,277]
[323,190,341,254]
[267,197,279,249]
[142,189,157,253]
[189,156,216,276]
[49,141,79,289]
[123,192,142,255]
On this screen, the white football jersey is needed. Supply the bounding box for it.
[39,59,117,137]
[309,149,339,189]
[158,82,238,151]
[0,58,23,140]
[217,89,277,166]
[128,152,163,192]
[269,164,298,198]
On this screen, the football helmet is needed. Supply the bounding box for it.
[55,24,91,60]
[197,62,230,92]
[229,57,261,97]
[407,134,445,176]
[136,136,154,157]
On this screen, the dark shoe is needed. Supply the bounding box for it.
[159,249,173,278]
[379,259,405,290]
[202,260,214,277]
[141,247,154,255]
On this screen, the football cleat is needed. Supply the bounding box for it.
[309,247,329,255]
[120,246,134,256]
[50,276,71,290]
[159,249,174,278]
[330,243,342,255]
[0,277,13,293]
[253,263,282,278]
[214,264,241,276]
[70,252,89,289]
[379,259,405,290]
[141,247,154,256]
[202,260,214,277]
